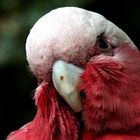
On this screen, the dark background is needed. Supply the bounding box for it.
[0,0,140,139]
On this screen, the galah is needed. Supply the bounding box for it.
[7,7,140,140]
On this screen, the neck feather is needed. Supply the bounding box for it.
[30,82,79,140]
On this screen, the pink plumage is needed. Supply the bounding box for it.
[80,44,140,139]
[7,7,140,140]
[7,83,79,140]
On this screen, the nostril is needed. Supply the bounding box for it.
[60,75,64,81]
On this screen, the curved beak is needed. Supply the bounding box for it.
[52,60,84,112]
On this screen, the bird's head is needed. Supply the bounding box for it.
[26,7,140,133]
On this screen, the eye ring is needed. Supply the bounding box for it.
[96,34,110,50]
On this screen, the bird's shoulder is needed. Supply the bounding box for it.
[6,123,33,140]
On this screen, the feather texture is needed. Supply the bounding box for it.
[7,82,79,140]
[7,7,140,140]
[80,44,140,139]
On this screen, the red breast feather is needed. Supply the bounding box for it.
[7,83,79,140]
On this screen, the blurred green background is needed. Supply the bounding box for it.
[0,0,140,139]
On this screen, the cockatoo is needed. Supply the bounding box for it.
[7,7,140,140]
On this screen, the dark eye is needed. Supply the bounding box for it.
[97,35,109,49]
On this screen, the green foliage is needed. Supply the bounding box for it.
[0,0,93,66]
